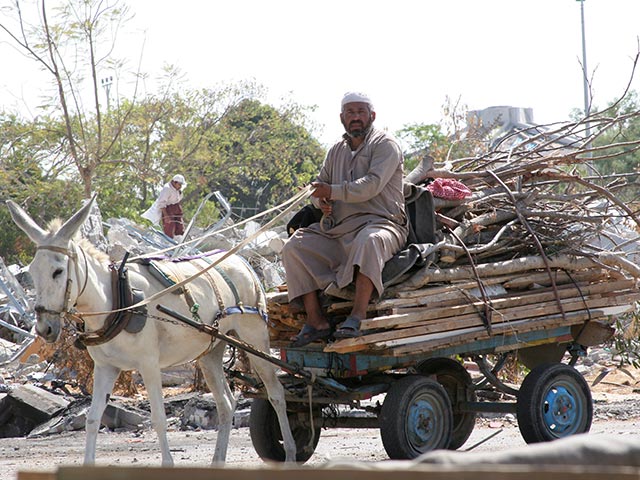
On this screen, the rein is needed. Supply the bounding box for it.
[76,185,313,318]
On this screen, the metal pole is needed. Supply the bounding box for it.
[101,76,113,110]
[578,0,593,162]
[579,0,590,120]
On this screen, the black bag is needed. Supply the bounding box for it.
[286,204,322,237]
[382,185,437,286]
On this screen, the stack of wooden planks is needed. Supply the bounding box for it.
[267,255,640,356]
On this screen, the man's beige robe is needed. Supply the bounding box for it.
[282,127,409,302]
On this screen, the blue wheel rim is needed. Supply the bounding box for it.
[542,382,583,436]
[407,392,448,451]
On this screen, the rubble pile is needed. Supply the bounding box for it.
[268,115,640,355]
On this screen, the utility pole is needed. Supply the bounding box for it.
[101,76,113,110]
[578,0,590,119]
[577,0,593,162]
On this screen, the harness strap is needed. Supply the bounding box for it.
[191,258,225,313]
[35,243,88,317]
[194,255,241,305]
[213,266,241,305]
[217,305,268,323]
[159,261,198,310]
[77,264,147,347]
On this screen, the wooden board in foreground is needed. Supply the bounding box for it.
[17,464,640,480]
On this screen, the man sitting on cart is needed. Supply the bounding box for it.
[282,91,409,347]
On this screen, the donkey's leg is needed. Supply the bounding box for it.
[251,356,297,462]
[85,363,120,465]
[198,342,236,465]
[233,316,297,462]
[138,364,174,466]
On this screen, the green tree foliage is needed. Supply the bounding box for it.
[88,82,324,226]
[0,112,83,263]
[591,91,640,180]
[201,99,323,215]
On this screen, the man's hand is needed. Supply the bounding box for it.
[319,198,333,215]
[311,181,331,199]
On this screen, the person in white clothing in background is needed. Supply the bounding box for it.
[142,174,187,241]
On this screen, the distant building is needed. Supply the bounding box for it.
[468,106,581,151]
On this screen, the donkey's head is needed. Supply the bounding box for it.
[6,197,96,343]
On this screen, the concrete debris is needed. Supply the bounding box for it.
[0,384,70,438]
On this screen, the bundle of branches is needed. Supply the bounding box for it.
[419,110,640,271]
[268,98,640,356]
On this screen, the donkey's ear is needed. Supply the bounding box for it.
[6,200,47,245]
[57,194,98,241]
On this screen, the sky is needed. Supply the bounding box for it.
[2,0,640,148]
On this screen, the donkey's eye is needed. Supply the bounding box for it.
[53,268,64,279]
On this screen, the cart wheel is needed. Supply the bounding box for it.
[416,357,477,450]
[516,363,592,444]
[379,375,453,459]
[249,398,321,463]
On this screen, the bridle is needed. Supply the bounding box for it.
[34,243,89,320]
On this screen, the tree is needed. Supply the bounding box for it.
[0,0,138,197]
[591,90,640,179]
[91,78,268,221]
[0,3,323,260]
[199,98,324,215]
[0,112,85,263]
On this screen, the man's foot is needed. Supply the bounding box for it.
[334,316,362,339]
[290,324,332,347]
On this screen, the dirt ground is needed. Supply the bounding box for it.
[2,367,640,480]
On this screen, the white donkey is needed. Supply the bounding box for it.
[7,197,296,466]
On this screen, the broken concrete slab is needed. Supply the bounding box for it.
[28,398,90,437]
[8,384,70,421]
[0,384,70,438]
[102,400,149,431]
[28,396,151,438]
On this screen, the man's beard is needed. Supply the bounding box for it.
[344,118,373,138]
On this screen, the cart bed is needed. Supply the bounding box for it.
[267,264,639,363]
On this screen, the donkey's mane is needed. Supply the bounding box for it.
[46,219,110,263]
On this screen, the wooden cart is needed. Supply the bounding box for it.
[245,262,640,463]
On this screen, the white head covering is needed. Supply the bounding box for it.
[341,92,374,111]
[171,174,187,186]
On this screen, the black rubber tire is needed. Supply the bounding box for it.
[516,363,592,444]
[416,357,477,450]
[249,398,321,463]
[379,375,453,459]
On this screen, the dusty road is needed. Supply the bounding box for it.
[0,364,638,479]
[3,380,640,480]
[2,416,640,479]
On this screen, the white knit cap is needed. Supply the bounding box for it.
[341,92,374,111]
[172,174,187,186]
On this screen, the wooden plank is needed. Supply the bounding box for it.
[326,305,610,356]
[324,289,640,355]
[328,271,618,313]
[368,280,637,328]
[16,473,55,480]
[45,464,640,480]
[391,269,608,301]
[387,311,607,357]
[379,292,634,341]
[387,301,635,354]
[502,269,610,289]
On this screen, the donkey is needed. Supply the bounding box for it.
[7,197,296,466]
